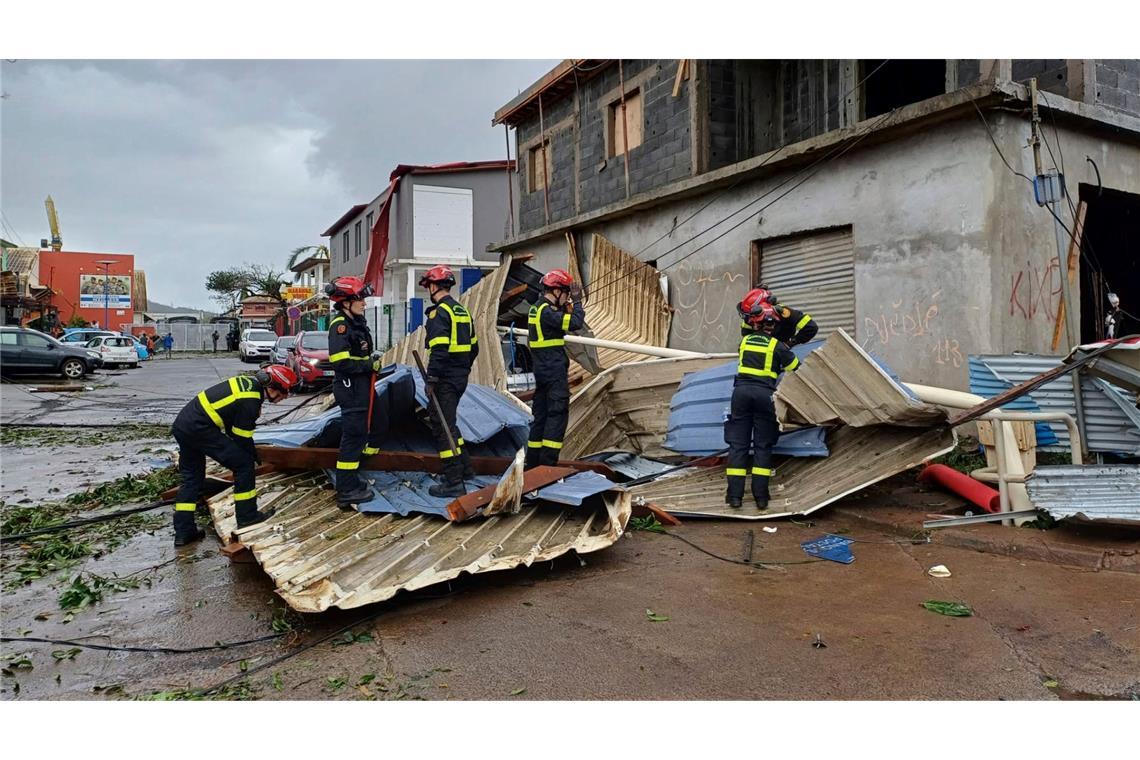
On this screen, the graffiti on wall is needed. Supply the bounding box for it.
[671,263,745,348]
[1008,257,1062,322]
[861,289,963,369]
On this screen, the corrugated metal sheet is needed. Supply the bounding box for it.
[968,356,1059,446]
[759,227,854,339]
[532,471,620,506]
[1,248,38,276]
[583,452,675,481]
[564,355,733,460]
[973,354,1140,455]
[630,425,955,520]
[663,356,829,457]
[348,471,500,518]
[776,329,948,428]
[209,471,631,612]
[1026,465,1140,524]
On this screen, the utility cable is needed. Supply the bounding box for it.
[653,529,824,567]
[0,499,173,543]
[0,633,285,655]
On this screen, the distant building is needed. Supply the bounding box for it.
[1,245,55,327]
[239,295,283,333]
[288,247,331,332]
[37,250,135,329]
[323,161,515,349]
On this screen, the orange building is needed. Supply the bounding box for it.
[38,250,135,328]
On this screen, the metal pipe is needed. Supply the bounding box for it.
[499,326,708,359]
[902,383,986,409]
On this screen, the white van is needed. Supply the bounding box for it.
[239,328,279,363]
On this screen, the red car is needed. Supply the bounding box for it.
[286,330,334,390]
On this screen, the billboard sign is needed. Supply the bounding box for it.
[79,274,132,309]
[285,286,314,302]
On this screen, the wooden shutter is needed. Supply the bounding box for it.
[758,226,855,339]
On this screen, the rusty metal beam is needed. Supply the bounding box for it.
[255,446,615,477]
[447,465,578,522]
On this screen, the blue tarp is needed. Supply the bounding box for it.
[254,364,530,455]
[664,342,829,457]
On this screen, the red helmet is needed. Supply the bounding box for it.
[738,288,771,319]
[418,265,455,289]
[747,303,781,329]
[256,364,298,393]
[324,276,373,303]
[540,269,574,290]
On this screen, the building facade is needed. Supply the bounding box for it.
[37,250,136,329]
[323,162,516,350]
[491,59,1140,390]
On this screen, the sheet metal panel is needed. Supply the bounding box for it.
[345,471,500,518]
[974,354,1140,455]
[208,471,631,612]
[531,471,619,506]
[1026,465,1140,524]
[967,356,1059,446]
[584,452,675,481]
[759,227,855,339]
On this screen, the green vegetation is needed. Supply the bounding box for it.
[922,600,973,617]
[930,437,987,474]
[0,424,171,448]
[628,515,667,533]
[139,682,259,701]
[58,572,149,610]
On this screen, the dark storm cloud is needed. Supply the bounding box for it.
[0,59,553,308]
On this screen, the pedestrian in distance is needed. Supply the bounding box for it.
[211,330,219,353]
[163,332,174,358]
[724,292,800,510]
[419,265,478,498]
[325,276,386,508]
[525,269,584,468]
[169,365,298,546]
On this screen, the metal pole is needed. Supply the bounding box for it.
[103,267,109,330]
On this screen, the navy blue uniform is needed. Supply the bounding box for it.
[424,295,479,485]
[329,311,385,495]
[526,298,585,467]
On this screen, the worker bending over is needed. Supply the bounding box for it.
[725,292,800,510]
[739,287,818,346]
[526,269,584,468]
[325,276,386,507]
[170,365,297,546]
[420,265,479,497]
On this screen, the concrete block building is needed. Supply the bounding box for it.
[490,60,1140,390]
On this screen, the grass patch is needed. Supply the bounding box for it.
[0,424,171,449]
[930,437,987,474]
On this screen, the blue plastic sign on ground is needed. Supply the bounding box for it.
[801,534,855,564]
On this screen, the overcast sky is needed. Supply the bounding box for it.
[0,59,554,309]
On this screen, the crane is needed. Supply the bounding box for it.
[44,195,62,251]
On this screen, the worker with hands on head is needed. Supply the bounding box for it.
[525,269,585,468]
[170,364,298,546]
[419,265,479,497]
[738,287,818,346]
[724,292,800,510]
[325,275,386,508]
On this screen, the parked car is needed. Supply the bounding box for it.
[0,326,101,380]
[286,330,333,389]
[124,334,151,361]
[86,335,140,369]
[272,335,297,365]
[239,328,279,363]
[60,328,116,345]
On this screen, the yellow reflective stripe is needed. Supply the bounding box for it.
[527,440,543,448]
[330,315,345,325]
[751,467,772,477]
[439,302,474,353]
[785,357,799,372]
[528,302,565,348]
[232,489,257,502]
[541,439,562,449]
[362,446,379,456]
[336,461,360,470]
[174,502,198,512]
[231,427,254,438]
[795,313,812,330]
[726,468,748,476]
[329,350,350,362]
[561,312,572,330]
[428,336,450,347]
[737,336,778,378]
[197,391,225,430]
[456,438,464,446]
[439,449,457,459]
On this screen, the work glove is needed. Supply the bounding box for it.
[370,351,383,373]
[568,283,583,301]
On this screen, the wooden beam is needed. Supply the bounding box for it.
[499,283,528,303]
[255,445,615,477]
[619,59,631,200]
[671,59,687,98]
[539,95,551,225]
[447,465,578,522]
[1052,199,1087,351]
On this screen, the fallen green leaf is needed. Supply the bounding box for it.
[922,600,973,617]
[629,516,666,533]
[645,608,670,622]
[239,659,249,673]
[509,687,527,696]
[326,677,347,691]
[51,648,81,661]
[272,672,284,691]
[1043,679,1059,689]
[358,673,376,685]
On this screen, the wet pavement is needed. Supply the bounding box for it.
[2,357,1138,700]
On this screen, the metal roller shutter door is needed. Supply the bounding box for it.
[759,226,855,339]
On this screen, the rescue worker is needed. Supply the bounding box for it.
[525,269,585,468]
[419,265,479,497]
[725,294,800,510]
[325,276,385,507]
[738,287,819,346]
[170,364,298,546]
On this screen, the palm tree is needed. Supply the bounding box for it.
[287,245,330,283]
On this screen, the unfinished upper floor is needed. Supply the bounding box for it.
[493,59,1140,237]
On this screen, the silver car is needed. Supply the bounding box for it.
[271,335,296,365]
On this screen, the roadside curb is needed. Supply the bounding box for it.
[832,505,1140,574]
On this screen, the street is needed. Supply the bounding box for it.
[1,357,1137,700]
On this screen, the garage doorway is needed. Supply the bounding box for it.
[1077,185,1140,343]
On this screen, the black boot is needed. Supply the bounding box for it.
[234,501,276,529]
[428,479,465,498]
[725,492,743,509]
[336,486,374,509]
[173,512,205,547]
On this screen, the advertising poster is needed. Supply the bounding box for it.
[79,274,132,309]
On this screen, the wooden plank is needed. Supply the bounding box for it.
[1051,199,1087,351]
[448,465,578,522]
[499,283,528,303]
[671,59,687,98]
[255,445,615,477]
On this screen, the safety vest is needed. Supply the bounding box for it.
[528,302,572,349]
[737,334,799,378]
[427,302,477,353]
[196,375,263,436]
